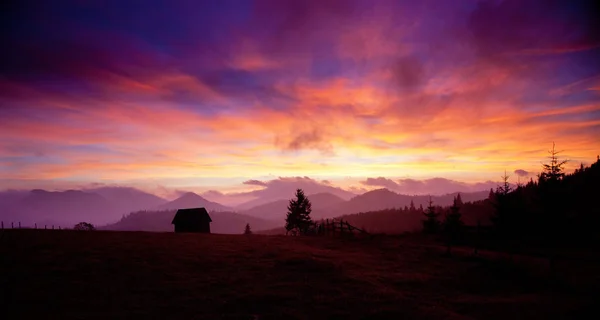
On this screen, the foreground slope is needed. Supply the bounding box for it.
[1,230,597,319]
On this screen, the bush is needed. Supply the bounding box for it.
[74,222,95,231]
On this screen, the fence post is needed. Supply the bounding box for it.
[35,223,37,229]
[11,222,14,229]
[1,221,3,229]
[59,226,61,230]
[19,222,21,229]
[52,225,54,230]
[45,225,47,230]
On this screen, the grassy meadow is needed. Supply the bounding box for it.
[0,230,597,319]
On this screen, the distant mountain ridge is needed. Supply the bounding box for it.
[0,187,169,227]
[0,186,490,230]
[240,189,490,222]
[157,192,231,212]
[240,192,345,221]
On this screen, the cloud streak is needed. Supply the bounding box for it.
[1,0,599,191]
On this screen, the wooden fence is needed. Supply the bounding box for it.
[314,218,369,237]
[0,221,62,230]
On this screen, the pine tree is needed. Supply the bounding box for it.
[244,223,252,235]
[539,142,568,183]
[409,200,416,211]
[454,193,463,206]
[492,171,512,229]
[285,189,313,235]
[443,196,464,253]
[422,196,440,234]
[538,143,568,244]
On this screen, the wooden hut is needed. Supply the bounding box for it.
[171,207,212,233]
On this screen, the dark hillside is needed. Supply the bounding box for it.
[0,230,597,319]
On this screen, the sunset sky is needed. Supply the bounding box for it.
[1,0,599,198]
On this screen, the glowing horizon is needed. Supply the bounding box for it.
[1,0,599,197]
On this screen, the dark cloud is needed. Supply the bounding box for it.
[514,169,530,177]
[467,0,600,66]
[242,179,267,187]
[276,128,334,155]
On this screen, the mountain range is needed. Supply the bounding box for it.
[157,192,231,212]
[0,186,490,231]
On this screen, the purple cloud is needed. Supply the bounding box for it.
[514,169,530,177]
[242,180,268,187]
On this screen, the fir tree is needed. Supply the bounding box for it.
[443,195,464,253]
[492,171,513,230]
[454,193,463,206]
[285,189,313,235]
[422,196,440,234]
[409,200,416,211]
[538,143,569,244]
[539,142,568,183]
[244,223,252,235]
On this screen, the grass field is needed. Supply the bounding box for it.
[1,230,597,319]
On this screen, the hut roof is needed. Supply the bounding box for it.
[171,207,212,224]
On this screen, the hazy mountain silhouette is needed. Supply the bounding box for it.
[239,189,490,223]
[241,192,345,220]
[158,192,231,212]
[0,187,170,227]
[1,189,116,226]
[321,189,489,219]
[0,186,489,229]
[233,178,356,210]
[0,190,28,208]
[104,209,280,234]
[86,186,167,213]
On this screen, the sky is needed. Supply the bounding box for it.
[1,0,599,198]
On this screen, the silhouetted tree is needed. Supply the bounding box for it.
[74,222,95,231]
[443,195,464,254]
[285,189,313,235]
[539,142,568,183]
[422,197,440,234]
[409,200,416,211]
[491,171,514,234]
[488,188,495,200]
[244,223,252,235]
[538,143,569,244]
[454,193,463,206]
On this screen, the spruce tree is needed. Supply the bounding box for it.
[538,143,568,244]
[285,189,313,235]
[244,223,252,235]
[443,195,464,253]
[492,171,512,230]
[540,142,568,183]
[422,197,440,233]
